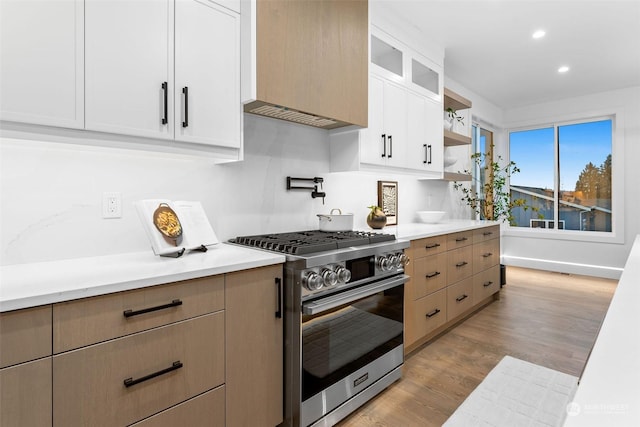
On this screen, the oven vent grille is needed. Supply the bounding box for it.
[247,104,339,128]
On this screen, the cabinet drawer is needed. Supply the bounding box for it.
[447,277,474,321]
[412,252,447,299]
[1,357,52,426]
[447,245,473,284]
[473,225,499,243]
[473,238,500,274]
[131,385,225,427]
[411,234,447,258]
[1,305,52,368]
[406,289,447,346]
[53,275,224,353]
[474,265,501,304]
[53,312,224,427]
[446,230,473,249]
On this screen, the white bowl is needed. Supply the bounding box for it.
[443,155,457,167]
[416,211,446,223]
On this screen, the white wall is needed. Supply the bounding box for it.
[0,115,455,266]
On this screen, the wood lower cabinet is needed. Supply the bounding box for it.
[53,313,225,427]
[0,356,52,426]
[405,225,501,353]
[225,265,283,427]
[1,305,52,368]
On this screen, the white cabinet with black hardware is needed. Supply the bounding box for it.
[85,0,240,149]
[406,91,443,173]
[0,0,84,129]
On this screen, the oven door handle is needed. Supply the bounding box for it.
[302,274,409,315]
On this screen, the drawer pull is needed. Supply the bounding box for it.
[483,231,493,236]
[426,271,441,279]
[275,277,283,319]
[425,243,441,249]
[124,361,183,388]
[123,299,183,318]
[455,261,468,268]
[482,252,493,258]
[425,308,441,318]
[455,237,468,242]
[456,294,469,302]
[483,281,494,287]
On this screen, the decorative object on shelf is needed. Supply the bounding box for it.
[445,107,464,132]
[443,153,458,168]
[367,205,387,229]
[286,176,325,204]
[453,143,539,225]
[377,180,398,226]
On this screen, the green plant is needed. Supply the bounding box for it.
[446,108,464,125]
[453,148,538,225]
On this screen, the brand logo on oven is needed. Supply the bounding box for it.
[354,372,369,387]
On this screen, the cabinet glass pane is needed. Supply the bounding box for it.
[412,59,439,95]
[371,35,402,77]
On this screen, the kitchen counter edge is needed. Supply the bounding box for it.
[387,220,501,241]
[0,243,285,312]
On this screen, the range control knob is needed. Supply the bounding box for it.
[321,268,338,287]
[377,256,393,272]
[302,272,323,291]
[389,254,401,269]
[334,266,351,283]
[399,254,410,266]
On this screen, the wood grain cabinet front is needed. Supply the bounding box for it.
[406,289,447,345]
[1,305,52,368]
[474,265,501,304]
[412,252,448,300]
[472,225,500,244]
[473,238,500,274]
[446,230,473,250]
[447,245,474,284]
[446,277,474,321]
[53,275,224,353]
[411,234,447,259]
[0,357,52,427]
[53,312,225,427]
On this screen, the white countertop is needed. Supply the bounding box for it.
[563,235,640,426]
[0,243,285,312]
[388,220,500,241]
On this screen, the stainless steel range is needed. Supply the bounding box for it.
[229,230,409,427]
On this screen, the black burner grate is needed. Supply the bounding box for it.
[230,230,396,255]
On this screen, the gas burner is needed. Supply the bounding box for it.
[230,230,396,255]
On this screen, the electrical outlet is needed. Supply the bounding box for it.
[102,192,122,218]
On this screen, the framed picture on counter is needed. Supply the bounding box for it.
[378,180,398,225]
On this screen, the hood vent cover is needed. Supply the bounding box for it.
[245,102,348,129]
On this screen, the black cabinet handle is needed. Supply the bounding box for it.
[123,299,183,318]
[455,237,468,242]
[456,294,468,302]
[455,261,468,268]
[427,144,432,164]
[275,278,282,319]
[381,134,386,158]
[161,82,168,125]
[423,144,427,164]
[426,271,441,279]
[124,361,183,388]
[482,252,493,258]
[483,231,493,236]
[388,135,393,158]
[425,243,441,249]
[483,281,493,287]
[182,86,189,128]
[426,308,441,318]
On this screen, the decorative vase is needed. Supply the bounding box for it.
[444,118,453,131]
[367,207,387,229]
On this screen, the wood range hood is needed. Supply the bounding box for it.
[241,0,368,130]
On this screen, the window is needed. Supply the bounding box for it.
[471,125,493,219]
[509,118,613,233]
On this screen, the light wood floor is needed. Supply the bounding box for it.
[337,266,617,427]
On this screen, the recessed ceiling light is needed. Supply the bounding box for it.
[532,29,546,39]
[558,66,570,73]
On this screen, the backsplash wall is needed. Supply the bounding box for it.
[0,114,461,266]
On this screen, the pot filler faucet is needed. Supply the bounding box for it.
[286,176,325,204]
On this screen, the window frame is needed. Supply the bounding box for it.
[504,112,625,244]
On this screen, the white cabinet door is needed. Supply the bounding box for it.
[360,75,407,167]
[85,0,173,139]
[360,75,385,165]
[0,0,84,128]
[406,93,443,173]
[175,0,240,148]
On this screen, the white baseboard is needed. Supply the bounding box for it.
[501,255,623,280]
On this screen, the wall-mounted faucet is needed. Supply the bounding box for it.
[287,176,326,204]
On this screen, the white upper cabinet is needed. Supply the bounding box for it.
[0,0,84,129]
[85,0,173,139]
[406,93,443,173]
[174,0,240,148]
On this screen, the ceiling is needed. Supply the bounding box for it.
[379,0,640,109]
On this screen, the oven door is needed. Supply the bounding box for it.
[300,274,407,427]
